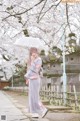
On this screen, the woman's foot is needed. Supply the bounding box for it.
[41,109,48,118]
[31,113,39,118]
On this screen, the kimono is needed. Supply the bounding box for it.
[25,57,46,115]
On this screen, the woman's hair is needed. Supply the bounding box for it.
[27,47,38,66]
[29,47,38,55]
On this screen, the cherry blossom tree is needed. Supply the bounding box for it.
[0,0,80,80]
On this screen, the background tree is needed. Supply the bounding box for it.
[0,1,80,80]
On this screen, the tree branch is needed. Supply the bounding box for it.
[37,0,47,23]
[37,0,62,22]
[2,0,45,21]
[66,3,72,33]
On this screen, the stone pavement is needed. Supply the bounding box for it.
[0,91,49,121]
[0,91,29,121]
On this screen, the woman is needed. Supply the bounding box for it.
[25,47,48,118]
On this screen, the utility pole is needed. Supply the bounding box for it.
[60,4,67,105]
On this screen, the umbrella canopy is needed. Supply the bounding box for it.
[14,36,45,49]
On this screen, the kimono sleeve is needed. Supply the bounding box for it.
[35,58,42,73]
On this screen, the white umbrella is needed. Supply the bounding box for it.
[14,36,45,49]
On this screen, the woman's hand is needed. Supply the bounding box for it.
[31,55,35,63]
[26,79,29,85]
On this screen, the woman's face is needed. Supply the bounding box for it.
[31,52,38,58]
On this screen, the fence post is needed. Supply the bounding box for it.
[73,85,79,109]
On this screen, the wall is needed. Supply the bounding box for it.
[0,81,10,89]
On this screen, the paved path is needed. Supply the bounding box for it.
[0,91,29,121]
[1,90,80,121]
[0,91,49,121]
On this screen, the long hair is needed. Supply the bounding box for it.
[27,47,38,67]
[29,47,38,55]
